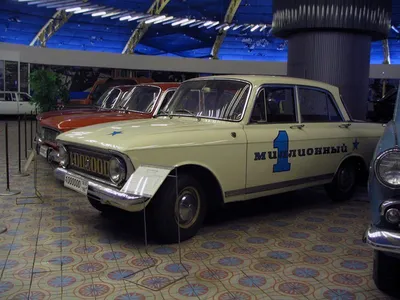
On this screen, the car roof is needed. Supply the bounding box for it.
[187,75,338,91]
[136,82,181,90]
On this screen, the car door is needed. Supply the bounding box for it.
[295,86,354,179]
[244,84,311,200]
[0,92,18,115]
[17,93,35,115]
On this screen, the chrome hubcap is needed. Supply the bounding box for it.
[175,187,200,228]
[338,167,355,192]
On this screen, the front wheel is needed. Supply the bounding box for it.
[150,174,207,244]
[325,161,357,202]
[373,250,400,296]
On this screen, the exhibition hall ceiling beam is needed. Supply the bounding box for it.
[122,0,172,54]
[210,0,242,60]
[382,39,391,64]
[30,0,89,47]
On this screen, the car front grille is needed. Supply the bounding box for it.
[43,127,60,143]
[66,146,112,182]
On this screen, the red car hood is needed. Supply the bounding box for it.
[37,108,99,121]
[40,111,152,132]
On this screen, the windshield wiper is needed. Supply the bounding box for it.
[174,109,200,121]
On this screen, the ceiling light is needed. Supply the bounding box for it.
[145,15,166,24]
[232,24,243,30]
[206,21,219,29]
[154,16,173,24]
[251,24,260,32]
[128,14,147,21]
[102,10,122,18]
[92,11,106,16]
[172,18,189,26]
[65,6,80,12]
[120,15,132,21]
[189,20,204,27]
[260,24,267,32]
[392,25,399,34]
[180,19,196,26]
[223,25,231,31]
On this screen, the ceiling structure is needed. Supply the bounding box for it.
[1,0,400,64]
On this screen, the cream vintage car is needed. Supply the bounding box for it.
[54,75,384,243]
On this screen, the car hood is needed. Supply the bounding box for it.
[37,108,98,121]
[56,117,243,152]
[41,111,152,132]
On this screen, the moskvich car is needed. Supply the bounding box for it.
[363,85,400,296]
[54,75,384,243]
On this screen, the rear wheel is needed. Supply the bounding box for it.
[373,250,400,296]
[325,161,357,202]
[150,173,207,243]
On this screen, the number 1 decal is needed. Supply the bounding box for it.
[273,130,291,173]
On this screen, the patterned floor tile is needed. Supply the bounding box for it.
[0,120,398,299]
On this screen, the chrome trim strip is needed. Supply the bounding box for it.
[54,167,149,209]
[380,200,400,216]
[363,225,400,254]
[225,173,334,197]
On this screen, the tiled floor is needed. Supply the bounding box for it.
[0,119,397,299]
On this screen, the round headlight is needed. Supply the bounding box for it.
[109,157,126,184]
[375,148,400,188]
[58,144,69,167]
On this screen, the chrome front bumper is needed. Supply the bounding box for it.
[363,225,400,254]
[54,167,150,212]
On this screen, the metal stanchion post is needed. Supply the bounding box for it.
[24,113,27,159]
[0,122,21,196]
[30,111,33,149]
[13,115,29,177]
[35,108,38,133]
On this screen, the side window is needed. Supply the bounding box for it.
[298,88,342,122]
[250,86,296,123]
[160,90,175,110]
[19,93,31,102]
[2,93,13,102]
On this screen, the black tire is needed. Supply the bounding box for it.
[88,197,118,216]
[373,250,400,297]
[149,173,207,244]
[325,161,357,202]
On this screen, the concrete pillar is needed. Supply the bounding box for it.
[272,0,392,120]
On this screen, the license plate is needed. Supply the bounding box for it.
[39,145,48,158]
[64,174,88,195]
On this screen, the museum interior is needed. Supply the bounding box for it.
[1,0,400,299]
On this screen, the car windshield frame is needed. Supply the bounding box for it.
[163,78,252,122]
[120,85,162,114]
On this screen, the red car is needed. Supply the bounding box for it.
[36,83,180,162]
[36,85,134,121]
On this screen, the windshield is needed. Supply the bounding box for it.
[164,79,250,121]
[121,86,161,113]
[95,88,121,109]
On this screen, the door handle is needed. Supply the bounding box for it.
[290,124,304,129]
[339,123,351,128]
[19,103,23,105]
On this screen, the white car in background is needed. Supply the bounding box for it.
[0,91,36,115]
